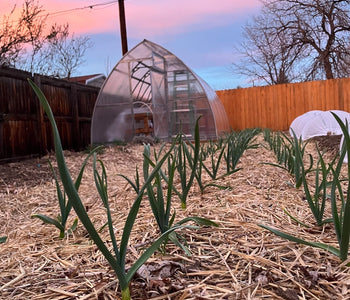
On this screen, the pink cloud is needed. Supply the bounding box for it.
[1,0,261,37]
[0,1,118,35]
[126,0,261,37]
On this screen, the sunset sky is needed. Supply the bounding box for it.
[1,0,263,90]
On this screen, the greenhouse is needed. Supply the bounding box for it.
[91,39,230,143]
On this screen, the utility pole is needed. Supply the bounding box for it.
[118,0,128,55]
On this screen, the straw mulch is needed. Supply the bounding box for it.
[1,134,349,300]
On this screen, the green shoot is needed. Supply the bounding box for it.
[172,117,201,209]
[329,112,350,261]
[143,143,218,254]
[282,207,309,228]
[200,139,227,180]
[32,146,103,238]
[224,128,260,176]
[263,130,313,188]
[119,166,141,195]
[293,132,333,226]
[194,153,230,194]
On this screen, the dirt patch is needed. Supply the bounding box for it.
[311,134,342,156]
[0,135,348,299]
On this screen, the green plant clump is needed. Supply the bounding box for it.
[172,127,201,209]
[32,147,102,238]
[263,129,313,188]
[224,128,260,175]
[142,125,219,254]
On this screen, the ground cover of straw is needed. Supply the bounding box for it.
[1,134,349,299]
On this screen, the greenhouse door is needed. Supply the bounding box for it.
[151,52,169,139]
[168,70,196,137]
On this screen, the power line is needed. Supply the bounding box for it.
[1,0,129,57]
[0,0,119,25]
[46,1,118,18]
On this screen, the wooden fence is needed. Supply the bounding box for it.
[2,67,350,162]
[217,77,350,131]
[0,68,99,163]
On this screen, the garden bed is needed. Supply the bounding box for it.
[0,135,349,299]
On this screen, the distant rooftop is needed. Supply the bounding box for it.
[68,74,106,88]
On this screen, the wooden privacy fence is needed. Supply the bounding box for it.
[217,77,350,131]
[0,68,99,163]
[2,68,350,162]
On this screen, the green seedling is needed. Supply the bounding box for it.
[173,121,200,209]
[188,137,233,193]
[282,206,310,228]
[224,128,260,175]
[329,113,350,261]
[154,118,201,209]
[291,131,335,226]
[143,143,218,254]
[263,130,313,188]
[199,138,227,180]
[194,153,230,194]
[119,165,141,195]
[32,147,102,238]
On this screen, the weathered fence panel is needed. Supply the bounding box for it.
[0,68,99,163]
[217,77,350,131]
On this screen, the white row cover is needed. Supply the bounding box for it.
[289,110,350,162]
[289,110,350,140]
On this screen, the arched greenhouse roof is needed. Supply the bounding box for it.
[91,39,230,143]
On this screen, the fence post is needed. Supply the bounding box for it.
[0,104,3,159]
[70,84,80,150]
[34,74,47,155]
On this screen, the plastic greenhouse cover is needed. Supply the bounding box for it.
[91,39,230,143]
[289,110,350,140]
[290,110,350,163]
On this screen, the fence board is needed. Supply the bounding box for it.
[217,77,350,132]
[0,68,99,163]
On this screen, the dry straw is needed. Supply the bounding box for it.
[1,87,350,298]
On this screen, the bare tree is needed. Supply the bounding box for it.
[235,0,350,85]
[234,5,304,85]
[38,24,92,78]
[0,0,47,68]
[0,0,92,78]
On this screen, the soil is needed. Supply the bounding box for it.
[0,134,349,299]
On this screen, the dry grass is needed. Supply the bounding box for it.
[0,135,349,299]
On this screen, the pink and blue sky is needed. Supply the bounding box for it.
[1,0,262,90]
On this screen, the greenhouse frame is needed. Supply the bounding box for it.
[91,39,230,143]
